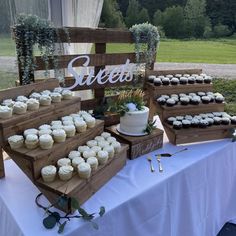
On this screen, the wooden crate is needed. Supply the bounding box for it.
[106,125,164,159]
[36,144,128,213]
[164,122,236,145]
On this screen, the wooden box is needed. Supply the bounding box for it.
[106,125,164,159]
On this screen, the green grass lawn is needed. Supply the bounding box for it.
[0,34,16,56]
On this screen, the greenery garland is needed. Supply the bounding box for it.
[129,23,160,68]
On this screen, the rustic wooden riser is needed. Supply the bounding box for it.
[164,123,236,145]
[36,145,128,213]
[106,125,164,159]
[153,101,225,121]
[5,120,104,181]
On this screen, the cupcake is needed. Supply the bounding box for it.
[170,77,179,85]
[78,145,90,153]
[13,102,27,114]
[101,132,111,139]
[180,97,190,105]
[25,134,39,149]
[29,92,41,100]
[8,135,24,149]
[87,157,98,171]
[63,125,76,137]
[39,124,51,130]
[197,92,206,97]
[187,77,195,84]
[41,90,51,96]
[62,116,73,121]
[85,117,96,128]
[148,75,155,83]
[230,116,236,125]
[91,145,102,154]
[110,141,121,153]
[51,120,62,126]
[185,115,193,120]
[179,77,188,84]
[162,77,170,85]
[41,165,57,183]
[68,150,81,160]
[173,121,182,130]
[75,120,87,133]
[202,96,211,104]
[57,158,71,167]
[204,76,212,84]
[206,113,214,118]
[213,112,222,117]
[94,136,105,142]
[39,95,52,106]
[16,95,28,103]
[50,92,62,103]
[62,90,74,100]
[176,116,184,121]
[213,117,222,125]
[97,150,109,165]
[39,134,54,149]
[77,163,91,179]
[166,98,176,107]
[190,96,201,105]
[183,74,190,77]
[154,77,162,86]
[53,87,63,93]
[103,145,115,159]
[175,74,182,78]
[24,128,38,137]
[221,117,230,125]
[167,117,176,125]
[199,119,209,128]
[87,140,98,148]
[215,95,224,103]
[191,118,199,128]
[38,129,52,136]
[98,141,110,149]
[106,137,117,144]
[206,118,214,126]
[157,97,166,105]
[2,99,15,107]
[196,76,204,83]
[83,150,96,160]
[52,129,66,143]
[200,113,208,119]
[26,98,40,111]
[63,120,74,126]
[0,106,12,119]
[58,165,74,181]
[72,156,85,168]
[51,124,64,130]
[166,74,173,79]
[189,93,196,97]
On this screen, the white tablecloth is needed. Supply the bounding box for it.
[1,138,236,236]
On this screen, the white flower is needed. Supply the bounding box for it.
[233,130,236,136]
[126,103,137,112]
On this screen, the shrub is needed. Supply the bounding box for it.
[203,26,214,38]
[213,24,232,37]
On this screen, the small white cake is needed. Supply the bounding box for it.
[8,135,24,149]
[94,136,105,142]
[41,90,51,96]
[25,134,39,149]
[62,120,74,126]
[98,141,110,149]
[68,150,81,160]
[91,145,102,154]
[86,140,98,148]
[29,92,41,100]
[0,106,12,119]
[39,124,51,130]
[77,162,91,179]
[52,129,66,143]
[85,117,96,128]
[13,102,27,114]
[63,125,76,137]
[26,98,40,111]
[57,158,71,167]
[39,134,54,149]
[83,150,96,160]
[72,156,85,168]
[51,124,64,130]
[51,120,62,126]
[58,165,73,181]
[38,129,52,136]
[24,128,38,137]
[78,145,90,153]
[75,120,87,133]
[106,137,116,144]
[62,90,74,100]
[41,165,57,182]
[101,132,111,139]
[111,141,121,153]
[50,92,62,103]
[103,145,115,159]
[39,95,52,106]
[2,99,15,107]
[16,95,28,103]
[61,116,73,121]
[87,157,98,171]
[97,150,109,165]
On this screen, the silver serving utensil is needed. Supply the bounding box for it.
[156,154,163,173]
[147,157,155,172]
[155,148,188,158]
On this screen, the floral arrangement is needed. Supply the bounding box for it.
[129,23,160,68]
[115,89,145,116]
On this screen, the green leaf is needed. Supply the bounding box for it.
[78,207,89,217]
[91,221,99,230]
[99,206,105,217]
[78,207,95,221]
[71,197,79,210]
[43,215,57,229]
[58,196,68,208]
[51,212,61,222]
[58,221,67,234]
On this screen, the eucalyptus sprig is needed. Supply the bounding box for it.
[144,119,157,134]
[35,193,105,234]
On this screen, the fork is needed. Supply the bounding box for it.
[156,154,163,173]
[147,157,155,172]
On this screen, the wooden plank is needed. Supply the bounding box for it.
[146,68,203,77]
[0,79,59,101]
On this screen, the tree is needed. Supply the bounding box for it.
[125,0,140,27]
[153,10,164,26]
[138,8,150,24]
[100,0,125,28]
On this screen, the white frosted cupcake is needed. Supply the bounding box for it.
[29,92,41,100]
[106,137,117,144]
[13,102,27,114]
[57,158,71,167]
[97,150,109,165]
[63,120,74,126]
[51,124,64,130]
[75,120,87,133]
[78,145,90,153]
[86,140,98,148]
[39,134,54,149]
[61,116,73,121]
[53,87,63,93]
[63,125,76,137]
[77,162,91,179]
[59,165,73,181]
[111,141,121,153]
[39,124,51,130]
[72,156,85,168]
[38,129,52,136]
[26,98,40,111]
[70,113,81,119]
[94,136,105,142]
[101,132,111,139]
[41,165,57,183]
[39,95,52,106]
[0,106,12,119]
[24,128,38,137]
[85,117,96,128]
[87,157,98,171]
[91,145,102,154]
[2,99,15,107]
[25,134,39,149]
[68,150,81,160]
[51,120,62,126]
[52,129,66,143]
[83,150,96,160]
[62,90,74,100]
[98,141,110,149]
[41,90,51,96]
[103,145,115,159]
[50,92,62,103]
[8,135,24,149]
[16,95,28,103]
